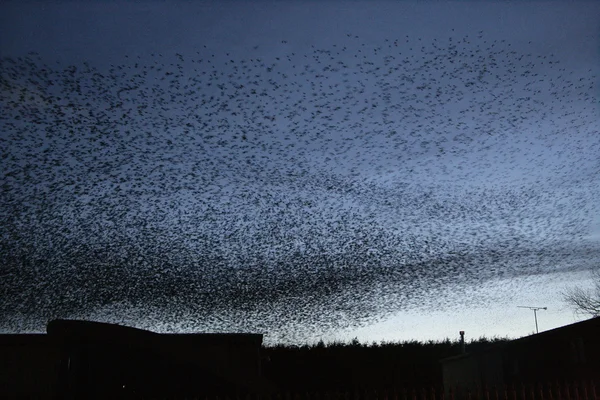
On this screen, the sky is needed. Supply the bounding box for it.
[1,0,599,345]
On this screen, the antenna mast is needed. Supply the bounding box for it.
[518,306,547,334]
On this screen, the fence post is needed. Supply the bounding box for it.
[582,381,589,400]
[546,382,553,400]
[529,384,535,400]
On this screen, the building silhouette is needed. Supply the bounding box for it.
[1,319,275,399]
[441,317,600,396]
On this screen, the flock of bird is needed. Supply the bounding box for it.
[1,31,599,342]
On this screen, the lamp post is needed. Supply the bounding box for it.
[518,306,547,334]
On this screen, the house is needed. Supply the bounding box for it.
[0,319,276,399]
[440,317,600,397]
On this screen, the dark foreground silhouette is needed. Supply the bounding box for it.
[1,318,599,399]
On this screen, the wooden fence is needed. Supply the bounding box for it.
[444,381,599,400]
[3,380,597,400]
[120,380,599,400]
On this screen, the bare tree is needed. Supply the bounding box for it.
[562,268,600,318]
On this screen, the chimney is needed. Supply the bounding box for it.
[459,331,465,354]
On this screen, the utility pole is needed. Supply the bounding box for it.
[518,306,547,334]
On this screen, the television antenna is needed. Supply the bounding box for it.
[518,306,547,334]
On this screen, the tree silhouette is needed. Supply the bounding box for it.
[562,267,600,318]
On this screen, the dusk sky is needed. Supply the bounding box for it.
[1,0,599,345]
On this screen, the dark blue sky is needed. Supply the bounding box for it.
[1,0,599,344]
